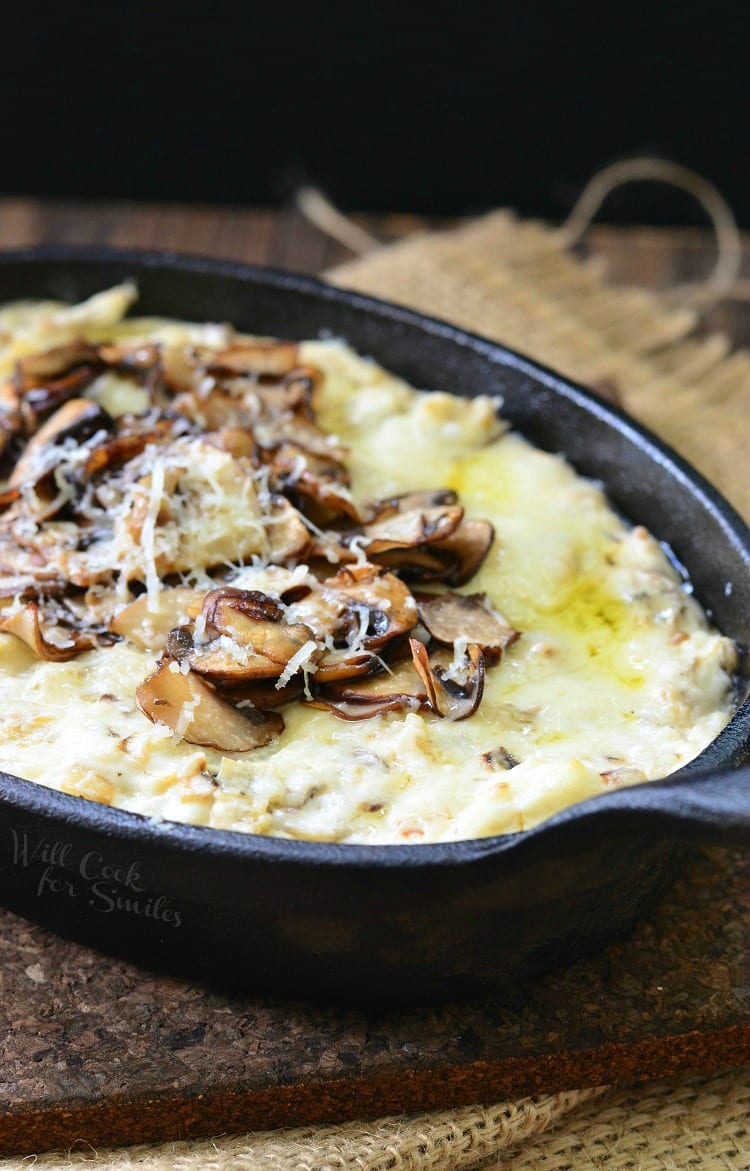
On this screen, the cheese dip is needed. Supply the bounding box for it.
[0,286,737,843]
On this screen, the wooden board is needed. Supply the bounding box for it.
[0,846,747,1156]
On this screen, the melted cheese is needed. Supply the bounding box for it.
[0,337,738,843]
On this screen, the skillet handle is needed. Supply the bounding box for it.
[600,766,750,846]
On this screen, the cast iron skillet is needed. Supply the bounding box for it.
[0,247,748,1005]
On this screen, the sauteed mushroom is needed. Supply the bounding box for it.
[168,589,318,684]
[409,637,485,720]
[8,398,112,490]
[417,592,518,658]
[427,519,495,586]
[309,658,429,721]
[264,496,311,562]
[0,308,512,742]
[110,587,203,651]
[136,660,283,751]
[207,340,300,378]
[0,602,94,661]
[323,565,418,649]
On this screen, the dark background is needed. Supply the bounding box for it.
[4,3,748,226]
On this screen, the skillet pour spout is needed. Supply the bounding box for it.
[0,246,747,1004]
[554,764,750,846]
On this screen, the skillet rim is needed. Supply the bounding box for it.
[0,242,747,871]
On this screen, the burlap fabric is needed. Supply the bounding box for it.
[5,213,748,1168]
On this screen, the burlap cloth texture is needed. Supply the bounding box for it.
[6,212,749,1169]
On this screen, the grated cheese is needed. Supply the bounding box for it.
[275,639,319,690]
[140,456,166,612]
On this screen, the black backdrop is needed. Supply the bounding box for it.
[4,2,749,226]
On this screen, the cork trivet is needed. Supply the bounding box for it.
[0,847,747,1160]
[2,212,750,1168]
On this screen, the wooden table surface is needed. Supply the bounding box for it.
[0,197,748,346]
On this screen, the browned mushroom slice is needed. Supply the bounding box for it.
[0,603,94,661]
[97,342,161,378]
[357,503,464,555]
[0,484,20,509]
[169,385,244,430]
[264,416,348,462]
[324,565,419,649]
[173,591,318,683]
[239,365,322,421]
[0,573,65,598]
[304,694,418,721]
[16,344,104,426]
[364,488,459,523]
[8,398,113,490]
[266,441,359,524]
[0,396,23,467]
[215,674,305,708]
[161,346,200,395]
[428,519,495,586]
[15,342,101,392]
[82,413,177,479]
[207,340,299,378]
[204,427,257,461]
[264,495,311,563]
[201,587,286,632]
[313,648,376,684]
[417,592,519,657]
[304,657,425,721]
[409,637,485,720]
[136,660,283,751]
[171,622,316,683]
[110,587,204,651]
[371,545,450,582]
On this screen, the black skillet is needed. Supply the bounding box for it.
[0,247,747,1005]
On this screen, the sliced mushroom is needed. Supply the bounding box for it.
[0,602,94,661]
[83,419,175,479]
[426,519,495,586]
[170,591,318,683]
[204,427,257,461]
[264,495,311,563]
[207,340,300,378]
[201,587,286,632]
[305,655,426,721]
[136,659,283,751]
[161,345,201,395]
[256,365,321,419]
[370,545,451,582]
[97,342,161,378]
[481,746,520,770]
[305,694,420,721]
[364,488,459,523]
[110,587,204,651]
[313,647,377,684]
[266,442,359,524]
[417,592,519,657]
[0,484,20,510]
[373,522,495,585]
[15,342,101,392]
[8,399,113,490]
[215,675,305,708]
[355,503,464,555]
[15,343,104,426]
[323,565,418,649]
[409,637,485,720]
[171,384,261,431]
